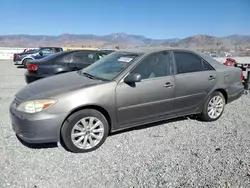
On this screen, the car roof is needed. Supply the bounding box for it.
[117,47,225,69]
[50,49,101,56]
[117,47,198,54]
[99,49,118,51]
[40,47,63,49]
[65,49,100,53]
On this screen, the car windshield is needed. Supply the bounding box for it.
[79,52,140,81]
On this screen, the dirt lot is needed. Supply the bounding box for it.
[0,60,250,188]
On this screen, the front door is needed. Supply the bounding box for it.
[116,51,175,128]
[173,51,217,114]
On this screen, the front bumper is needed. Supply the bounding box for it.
[9,100,67,144]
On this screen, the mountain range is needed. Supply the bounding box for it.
[0,33,250,51]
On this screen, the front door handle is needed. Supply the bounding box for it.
[163,82,173,88]
[208,75,216,80]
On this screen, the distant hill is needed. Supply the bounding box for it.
[168,34,250,50]
[0,33,250,51]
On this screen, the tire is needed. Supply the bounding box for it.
[198,91,226,122]
[61,109,109,153]
[22,58,32,67]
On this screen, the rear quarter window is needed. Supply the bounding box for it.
[54,48,62,53]
[202,59,214,71]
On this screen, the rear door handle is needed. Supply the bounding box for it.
[208,75,216,80]
[163,82,173,88]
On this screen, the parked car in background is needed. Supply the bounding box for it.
[25,49,111,83]
[99,49,118,54]
[62,47,99,51]
[23,48,38,53]
[13,47,63,66]
[10,47,244,153]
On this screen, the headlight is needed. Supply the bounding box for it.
[17,99,57,113]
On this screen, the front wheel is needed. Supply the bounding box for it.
[61,109,109,153]
[198,91,226,122]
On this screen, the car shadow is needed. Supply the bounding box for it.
[109,115,198,136]
[16,65,25,69]
[16,135,58,149]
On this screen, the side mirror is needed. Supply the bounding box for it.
[124,73,141,83]
[39,51,43,56]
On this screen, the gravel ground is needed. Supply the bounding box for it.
[0,60,250,188]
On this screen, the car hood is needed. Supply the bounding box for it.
[16,71,104,101]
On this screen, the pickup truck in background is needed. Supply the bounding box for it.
[13,47,63,66]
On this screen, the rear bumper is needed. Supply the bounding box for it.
[227,87,244,104]
[25,71,44,84]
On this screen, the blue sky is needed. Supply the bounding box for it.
[1,0,249,39]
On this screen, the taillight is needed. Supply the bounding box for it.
[13,54,20,61]
[27,64,38,71]
[13,54,17,61]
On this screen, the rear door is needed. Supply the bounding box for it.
[173,50,217,114]
[51,52,74,73]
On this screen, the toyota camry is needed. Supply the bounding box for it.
[9,47,244,153]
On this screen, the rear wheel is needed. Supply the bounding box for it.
[198,91,225,121]
[61,109,109,153]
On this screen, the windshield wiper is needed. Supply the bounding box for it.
[81,72,96,79]
[80,72,109,81]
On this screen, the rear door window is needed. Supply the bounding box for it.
[81,52,97,65]
[71,51,97,69]
[72,52,84,64]
[174,51,204,74]
[54,48,62,53]
[56,53,73,63]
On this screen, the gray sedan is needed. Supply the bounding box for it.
[9,47,244,153]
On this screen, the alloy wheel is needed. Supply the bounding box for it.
[207,96,224,119]
[71,117,104,149]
